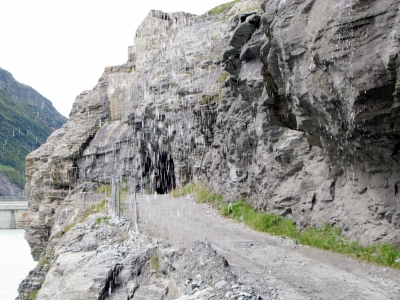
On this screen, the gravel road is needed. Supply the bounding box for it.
[125,193,400,299]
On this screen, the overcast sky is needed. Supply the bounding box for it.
[0,0,232,117]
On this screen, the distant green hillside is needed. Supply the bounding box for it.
[0,67,67,188]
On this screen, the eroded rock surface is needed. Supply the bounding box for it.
[258,0,400,243]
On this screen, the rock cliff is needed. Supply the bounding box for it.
[20,0,400,298]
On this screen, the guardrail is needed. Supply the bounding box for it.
[0,196,27,202]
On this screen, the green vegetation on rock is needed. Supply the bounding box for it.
[200,93,221,105]
[204,0,241,16]
[218,72,229,85]
[151,254,160,273]
[57,199,107,237]
[27,289,39,300]
[96,216,113,226]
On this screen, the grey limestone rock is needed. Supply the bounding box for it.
[230,21,256,48]
[22,0,400,271]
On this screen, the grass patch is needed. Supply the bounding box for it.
[96,184,111,196]
[204,0,240,16]
[28,289,39,300]
[96,216,113,226]
[81,199,107,222]
[194,186,224,209]
[218,72,229,85]
[37,256,51,272]
[57,199,107,237]
[63,222,76,233]
[37,257,47,270]
[200,93,221,105]
[171,183,197,197]
[54,231,63,238]
[151,255,160,273]
[172,184,224,209]
[221,200,400,268]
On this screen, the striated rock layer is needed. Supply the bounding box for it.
[23,0,400,271]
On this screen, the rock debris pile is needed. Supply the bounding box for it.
[19,200,270,299]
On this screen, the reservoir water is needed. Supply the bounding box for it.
[0,230,37,300]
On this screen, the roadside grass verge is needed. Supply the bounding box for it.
[222,200,400,268]
[172,184,400,268]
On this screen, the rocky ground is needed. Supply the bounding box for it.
[18,192,400,299]
[18,195,265,300]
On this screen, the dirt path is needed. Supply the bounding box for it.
[125,193,400,299]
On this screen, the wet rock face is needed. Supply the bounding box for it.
[24,0,400,264]
[258,0,400,243]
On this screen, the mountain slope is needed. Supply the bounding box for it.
[0,67,67,192]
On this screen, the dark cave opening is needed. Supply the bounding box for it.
[142,151,175,194]
[154,152,176,194]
